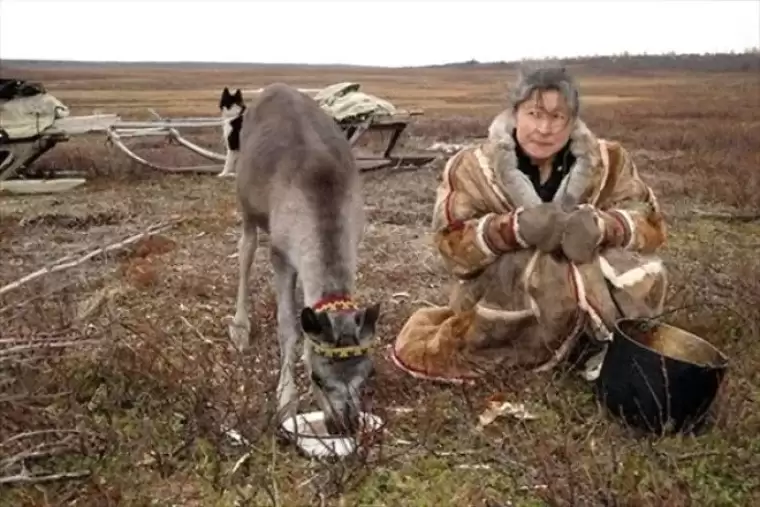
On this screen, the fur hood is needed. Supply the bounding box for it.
[485,109,608,211]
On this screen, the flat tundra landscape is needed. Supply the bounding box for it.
[1,56,759,506]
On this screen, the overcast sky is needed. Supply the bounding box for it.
[1,0,758,67]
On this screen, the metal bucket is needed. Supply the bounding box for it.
[593,317,729,435]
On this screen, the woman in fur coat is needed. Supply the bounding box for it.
[391,64,669,384]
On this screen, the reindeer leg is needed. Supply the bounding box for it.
[228,223,258,351]
[294,274,315,400]
[302,337,315,401]
[271,248,301,423]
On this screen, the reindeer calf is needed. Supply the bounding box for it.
[228,83,381,435]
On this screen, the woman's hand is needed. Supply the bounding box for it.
[483,203,566,253]
[560,206,634,264]
[514,203,568,253]
[560,207,604,264]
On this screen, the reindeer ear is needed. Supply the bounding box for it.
[234,89,243,100]
[222,87,230,97]
[356,303,381,338]
[301,307,321,335]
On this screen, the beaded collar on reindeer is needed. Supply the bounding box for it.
[307,294,376,359]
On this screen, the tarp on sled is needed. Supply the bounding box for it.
[0,79,70,142]
[314,82,397,123]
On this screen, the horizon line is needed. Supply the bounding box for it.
[2,49,758,70]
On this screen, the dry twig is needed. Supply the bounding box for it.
[0,338,101,358]
[0,470,90,486]
[675,209,760,223]
[0,430,87,448]
[0,220,179,297]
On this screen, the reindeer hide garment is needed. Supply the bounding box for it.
[391,111,669,384]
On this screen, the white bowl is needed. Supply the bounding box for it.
[280,410,384,458]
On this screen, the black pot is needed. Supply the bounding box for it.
[593,317,729,436]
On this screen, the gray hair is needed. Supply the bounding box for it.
[508,63,580,118]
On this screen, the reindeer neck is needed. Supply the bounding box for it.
[300,269,356,310]
[296,217,359,310]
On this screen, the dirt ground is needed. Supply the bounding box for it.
[1,60,759,506]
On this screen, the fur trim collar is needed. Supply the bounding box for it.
[485,109,607,211]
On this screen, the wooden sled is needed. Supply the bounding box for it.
[340,111,437,172]
[104,109,436,175]
[0,114,118,185]
[1,88,437,180]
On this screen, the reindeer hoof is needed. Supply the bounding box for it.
[218,171,235,179]
[227,318,251,352]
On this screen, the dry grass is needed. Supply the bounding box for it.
[1,60,759,507]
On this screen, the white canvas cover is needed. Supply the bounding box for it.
[314,82,397,122]
[0,79,70,141]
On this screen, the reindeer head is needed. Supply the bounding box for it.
[300,296,381,436]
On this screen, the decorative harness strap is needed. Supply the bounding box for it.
[307,294,376,359]
[312,294,358,313]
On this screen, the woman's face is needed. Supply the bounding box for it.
[515,89,574,162]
